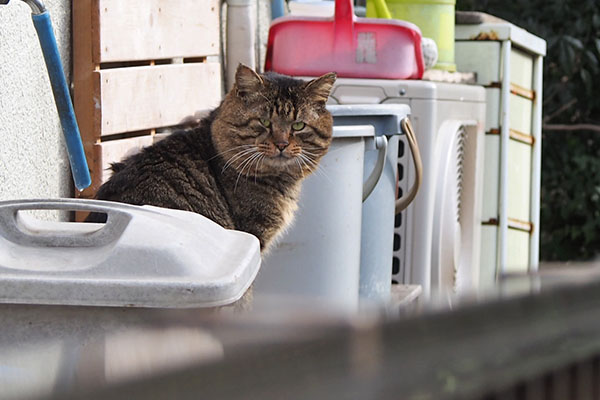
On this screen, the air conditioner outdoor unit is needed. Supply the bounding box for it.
[329,79,486,298]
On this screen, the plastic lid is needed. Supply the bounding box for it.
[0,199,261,308]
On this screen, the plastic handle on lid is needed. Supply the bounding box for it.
[32,11,91,191]
[362,136,388,201]
[0,199,132,248]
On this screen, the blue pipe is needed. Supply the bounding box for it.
[271,0,285,19]
[32,11,91,191]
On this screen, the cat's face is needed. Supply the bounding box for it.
[212,65,336,179]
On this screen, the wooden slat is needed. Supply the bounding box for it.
[93,136,155,186]
[153,132,172,143]
[485,82,536,101]
[73,0,97,198]
[483,219,533,233]
[482,218,499,226]
[95,0,220,63]
[509,128,534,146]
[507,217,533,233]
[510,82,536,101]
[97,63,221,136]
[485,128,534,145]
[76,134,165,220]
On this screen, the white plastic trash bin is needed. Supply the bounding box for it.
[255,125,379,312]
[0,199,261,308]
[328,105,411,307]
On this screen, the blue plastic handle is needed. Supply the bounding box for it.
[271,0,285,19]
[32,11,91,191]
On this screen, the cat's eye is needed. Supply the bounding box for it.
[292,122,305,131]
[260,118,271,127]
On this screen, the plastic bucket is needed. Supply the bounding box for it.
[328,105,410,307]
[360,135,400,304]
[255,125,376,312]
[366,0,456,72]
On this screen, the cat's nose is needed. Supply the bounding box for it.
[275,141,289,151]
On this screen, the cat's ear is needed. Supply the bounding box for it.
[305,72,337,104]
[235,64,264,97]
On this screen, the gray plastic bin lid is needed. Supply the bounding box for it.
[0,199,261,308]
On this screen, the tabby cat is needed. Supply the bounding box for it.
[87,64,336,252]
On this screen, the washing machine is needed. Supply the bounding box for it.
[329,79,486,298]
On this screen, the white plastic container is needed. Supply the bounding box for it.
[255,125,377,312]
[0,199,261,308]
[328,105,410,306]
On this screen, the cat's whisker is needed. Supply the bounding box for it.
[209,144,255,161]
[294,158,303,176]
[223,147,255,166]
[254,154,266,182]
[298,152,318,166]
[298,154,319,171]
[298,153,331,182]
[301,146,325,151]
[300,157,313,177]
[227,147,257,160]
[301,149,326,159]
[300,149,320,157]
[222,148,257,172]
[254,154,265,184]
[245,152,260,174]
[258,154,267,182]
[234,152,262,192]
[309,164,330,182]
[238,152,261,177]
[216,144,255,153]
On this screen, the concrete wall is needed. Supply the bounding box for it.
[0,0,72,217]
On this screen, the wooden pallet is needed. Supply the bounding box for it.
[73,0,222,204]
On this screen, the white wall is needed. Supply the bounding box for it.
[0,0,72,216]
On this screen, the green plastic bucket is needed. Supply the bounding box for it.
[366,0,456,72]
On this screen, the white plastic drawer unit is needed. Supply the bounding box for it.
[455,19,546,286]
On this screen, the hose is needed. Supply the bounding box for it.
[395,117,422,214]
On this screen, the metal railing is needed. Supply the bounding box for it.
[43,268,600,400]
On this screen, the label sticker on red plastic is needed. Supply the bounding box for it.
[356,32,377,64]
